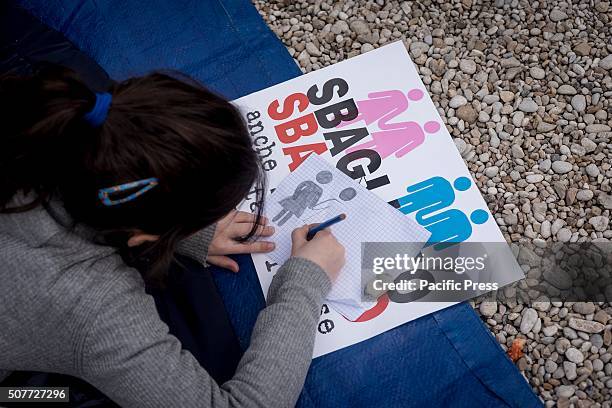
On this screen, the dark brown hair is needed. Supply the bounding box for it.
[0,64,265,281]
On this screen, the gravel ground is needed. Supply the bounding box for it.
[253,0,612,406]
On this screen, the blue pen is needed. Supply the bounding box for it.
[306,213,346,241]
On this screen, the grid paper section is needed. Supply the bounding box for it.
[265,155,430,320]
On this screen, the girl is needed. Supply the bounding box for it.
[0,65,345,407]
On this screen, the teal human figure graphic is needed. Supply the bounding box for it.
[397,176,471,220]
[415,177,471,223]
[420,209,489,250]
[391,175,488,248]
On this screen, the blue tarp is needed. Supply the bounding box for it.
[16,1,541,406]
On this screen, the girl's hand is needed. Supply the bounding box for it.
[207,210,275,272]
[290,224,345,282]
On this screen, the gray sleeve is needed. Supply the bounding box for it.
[79,257,331,408]
[176,224,217,266]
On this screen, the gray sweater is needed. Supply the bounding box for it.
[0,194,331,407]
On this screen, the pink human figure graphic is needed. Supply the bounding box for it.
[345,120,441,159]
[337,89,425,130]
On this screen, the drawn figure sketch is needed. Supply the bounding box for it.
[272,170,333,226]
[312,187,358,209]
[303,186,359,223]
[339,187,357,201]
[265,154,432,321]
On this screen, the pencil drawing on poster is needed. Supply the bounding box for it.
[272,170,357,226]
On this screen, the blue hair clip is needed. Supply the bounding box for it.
[98,178,159,207]
[84,92,112,127]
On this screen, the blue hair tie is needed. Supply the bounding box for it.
[84,92,112,127]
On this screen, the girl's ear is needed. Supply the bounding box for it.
[127,233,160,247]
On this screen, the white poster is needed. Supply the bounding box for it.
[233,41,523,357]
